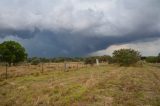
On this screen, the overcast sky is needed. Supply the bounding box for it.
[0,0,160,57]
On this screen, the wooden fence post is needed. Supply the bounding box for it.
[64,62,67,71]
[5,63,8,79]
[96,59,99,66]
[41,63,44,73]
[77,63,78,70]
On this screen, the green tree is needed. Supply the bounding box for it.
[112,49,141,66]
[0,41,27,66]
[84,57,96,65]
[146,56,158,63]
[157,53,160,63]
[99,55,112,63]
[30,57,41,65]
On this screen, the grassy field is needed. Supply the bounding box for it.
[0,64,160,106]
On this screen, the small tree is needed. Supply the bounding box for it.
[157,53,160,63]
[84,57,96,65]
[30,57,41,65]
[146,56,158,63]
[99,55,112,63]
[0,41,27,66]
[112,49,141,66]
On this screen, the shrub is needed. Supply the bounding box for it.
[112,49,141,66]
[84,57,96,65]
[99,55,113,63]
[31,58,40,65]
[145,56,158,63]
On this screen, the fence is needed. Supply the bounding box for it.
[0,62,88,80]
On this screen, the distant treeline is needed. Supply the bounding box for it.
[141,55,160,63]
[28,53,160,65]
[27,57,84,65]
[27,55,111,65]
[27,55,114,65]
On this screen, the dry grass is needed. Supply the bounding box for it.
[0,62,87,80]
[0,64,160,106]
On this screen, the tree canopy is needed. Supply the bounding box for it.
[0,41,27,66]
[112,49,141,66]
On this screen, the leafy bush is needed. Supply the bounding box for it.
[99,55,112,63]
[84,55,113,65]
[30,58,40,65]
[145,56,158,63]
[112,49,141,66]
[84,57,96,65]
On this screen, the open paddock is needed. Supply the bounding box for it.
[0,62,95,80]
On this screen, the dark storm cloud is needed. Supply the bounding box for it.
[0,28,40,39]
[0,0,160,57]
[4,29,158,57]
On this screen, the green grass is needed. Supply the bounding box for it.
[0,64,160,106]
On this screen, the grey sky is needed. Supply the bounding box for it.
[0,0,160,57]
